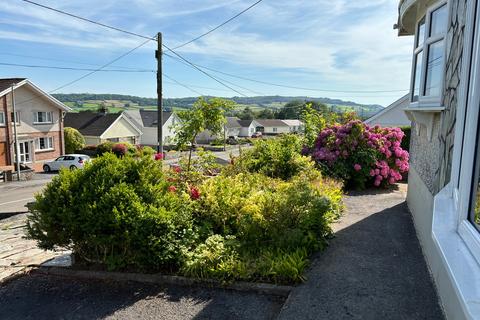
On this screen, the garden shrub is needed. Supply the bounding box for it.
[229,134,315,180]
[64,127,86,154]
[26,153,195,271]
[96,141,114,155]
[305,120,409,189]
[111,143,128,157]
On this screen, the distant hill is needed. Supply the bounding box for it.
[52,93,384,117]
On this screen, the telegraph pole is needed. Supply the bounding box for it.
[11,85,20,181]
[156,32,163,154]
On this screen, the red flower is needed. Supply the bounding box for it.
[189,187,200,200]
[173,166,182,173]
[168,185,177,193]
[155,153,164,161]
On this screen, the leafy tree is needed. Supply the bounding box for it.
[174,97,234,171]
[257,108,275,119]
[301,104,327,148]
[239,107,254,120]
[277,100,329,119]
[64,127,86,154]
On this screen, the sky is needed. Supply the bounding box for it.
[0,0,415,106]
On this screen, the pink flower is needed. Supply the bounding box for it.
[190,187,200,200]
[354,164,362,171]
[155,153,164,161]
[168,185,177,193]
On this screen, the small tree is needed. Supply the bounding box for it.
[64,127,86,154]
[174,97,234,171]
[301,104,326,148]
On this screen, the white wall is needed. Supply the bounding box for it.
[263,126,290,134]
[13,86,61,134]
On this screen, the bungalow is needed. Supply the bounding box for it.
[282,119,304,133]
[364,94,410,127]
[64,111,141,145]
[238,119,262,137]
[196,117,242,143]
[254,119,290,135]
[123,110,180,146]
[0,78,70,172]
[396,0,480,318]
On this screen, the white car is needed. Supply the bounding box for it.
[43,154,91,172]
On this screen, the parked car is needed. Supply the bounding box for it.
[43,154,91,172]
[251,132,263,138]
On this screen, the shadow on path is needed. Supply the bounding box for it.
[278,187,444,320]
[0,273,283,320]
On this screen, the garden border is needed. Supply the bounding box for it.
[34,266,293,298]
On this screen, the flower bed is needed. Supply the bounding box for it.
[27,143,343,284]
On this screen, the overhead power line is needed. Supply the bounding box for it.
[172,0,264,50]
[0,62,154,73]
[164,53,409,94]
[22,0,155,40]
[163,73,204,96]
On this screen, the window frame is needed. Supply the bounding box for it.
[33,111,53,124]
[0,111,5,126]
[11,111,20,125]
[410,1,448,108]
[35,136,54,152]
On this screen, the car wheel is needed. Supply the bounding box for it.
[43,165,51,173]
[69,165,77,170]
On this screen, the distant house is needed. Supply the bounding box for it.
[238,119,261,137]
[124,110,180,146]
[254,119,291,135]
[196,117,243,143]
[282,119,304,133]
[0,78,70,172]
[364,94,410,127]
[64,111,141,145]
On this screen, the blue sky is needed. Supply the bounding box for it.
[0,0,414,106]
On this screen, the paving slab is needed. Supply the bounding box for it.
[278,184,445,320]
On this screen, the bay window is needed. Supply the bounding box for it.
[411,3,448,105]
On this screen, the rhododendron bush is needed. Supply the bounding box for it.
[304,120,409,189]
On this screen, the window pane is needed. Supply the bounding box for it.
[0,112,4,124]
[424,40,444,97]
[417,17,426,48]
[412,51,423,102]
[470,123,480,231]
[430,4,448,37]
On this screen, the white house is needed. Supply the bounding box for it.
[64,111,142,146]
[254,119,291,135]
[196,117,242,143]
[364,94,411,127]
[124,110,179,146]
[396,0,480,318]
[238,119,261,137]
[282,119,304,133]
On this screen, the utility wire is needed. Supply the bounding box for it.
[14,38,152,106]
[22,0,155,40]
[0,62,154,73]
[172,0,264,49]
[164,53,409,94]
[22,0,408,95]
[163,73,204,96]
[162,43,248,96]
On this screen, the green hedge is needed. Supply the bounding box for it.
[27,150,343,284]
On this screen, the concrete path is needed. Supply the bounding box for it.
[278,184,444,319]
[0,213,65,283]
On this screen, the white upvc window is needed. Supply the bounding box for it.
[35,136,54,151]
[411,2,448,106]
[33,111,53,124]
[0,111,5,126]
